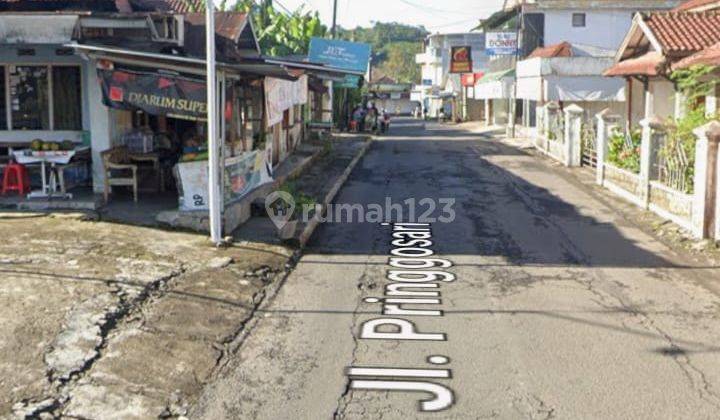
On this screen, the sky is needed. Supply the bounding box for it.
[275,0,506,34]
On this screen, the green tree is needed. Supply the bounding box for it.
[377,41,422,83]
[337,22,427,82]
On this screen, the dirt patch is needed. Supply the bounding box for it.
[0,214,292,418]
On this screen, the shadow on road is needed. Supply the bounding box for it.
[305,120,697,270]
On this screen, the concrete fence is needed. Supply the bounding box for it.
[594,114,720,239]
[530,103,720,240]
[533,102,586,168]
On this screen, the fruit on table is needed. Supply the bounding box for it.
[61,140,75,151]
[41,142,52,151]
[30,139,43,151]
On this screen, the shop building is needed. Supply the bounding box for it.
[367,75,416,116]
[473,0,680,134]
[0,2,359,234]
[413,32,488,120]
[604,7,720,129]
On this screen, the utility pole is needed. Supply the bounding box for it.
[331,0,338,39]
[206,0,222,245]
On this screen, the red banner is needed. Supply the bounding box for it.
[461,72,484,87]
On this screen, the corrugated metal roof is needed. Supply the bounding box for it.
[0,0,118,12]
[128,0,204,13]
[0,0,204,12]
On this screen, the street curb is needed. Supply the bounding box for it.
[200,136,375,393]
[297,136,374,248]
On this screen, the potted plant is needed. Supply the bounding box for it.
[271,182,316,241]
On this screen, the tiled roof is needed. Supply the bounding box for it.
[604,51,665,77]
[644,12,720,54]
[528,42,572,59]
[673,0,720,12]
[672,41,720,68]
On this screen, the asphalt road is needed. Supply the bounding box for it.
[192,118,720,419]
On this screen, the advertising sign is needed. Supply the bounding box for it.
[486,32,518,56]
[335,75,363,89]
[461,72,484,87]
[450,46,472,74]
[308,37,371,73]
[422,79,433,86]
[177,151,274,211]
[98,68,207,121]
[224,150,273,206]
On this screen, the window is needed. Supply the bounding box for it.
[0,67,6,130]
[10,66,49,130]
[2,65,82,131]
[52,67,82,130]
[572,13,586,27]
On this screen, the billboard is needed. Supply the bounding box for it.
[98,68,207,121]
[308,37,371,73]
[450,46,472,74]
[486,32,518,56]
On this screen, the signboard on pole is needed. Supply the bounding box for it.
[450,46,472,74]
[461,72,484,87]
[308,37,371,73]
[486,32,518,56]
[335,75,362,89]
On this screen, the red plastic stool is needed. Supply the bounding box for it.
[1,161,31,196]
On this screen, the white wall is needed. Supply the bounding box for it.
[652,79,677,120]
[543,9,635,51]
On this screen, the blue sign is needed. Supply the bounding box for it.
[308,38,371,73]
[335,75,362,89]
[422,79,433,86]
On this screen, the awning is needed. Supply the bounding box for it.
[476,69,515,84]
[473,69,515,99]
[603,52,665,77]
[71,43,312,80]
[546,76,625,102]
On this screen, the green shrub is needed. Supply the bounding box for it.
[607,127,641,173]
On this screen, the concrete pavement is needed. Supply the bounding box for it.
[191,119,720,419]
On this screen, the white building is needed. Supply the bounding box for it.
[475,0,681,135]
[413,32,488,119]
